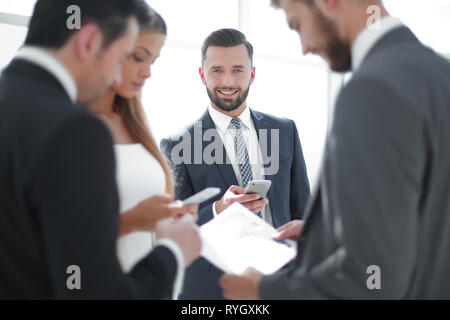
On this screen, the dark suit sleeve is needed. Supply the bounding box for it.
[260,77,425,299]
[160,137,214,226]
[27,114,177,299]
[289,121,311,219]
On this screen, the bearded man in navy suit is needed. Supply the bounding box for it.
[161,28,311,300]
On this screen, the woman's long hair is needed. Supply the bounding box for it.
[113,6,174,196]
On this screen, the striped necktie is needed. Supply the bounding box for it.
[229,118,263,218]
[229,118,253,189]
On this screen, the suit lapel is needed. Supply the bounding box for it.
[250,110,276,206]
[300,178,321,230]
[200,111,238,187]
[299,117,330,230]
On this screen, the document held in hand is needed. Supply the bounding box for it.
[199,202,297,274]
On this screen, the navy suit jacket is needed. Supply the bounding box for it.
[160,108,310,299]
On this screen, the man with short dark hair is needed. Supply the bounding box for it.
[0,0,201,299]
[220,0,450,299]
[161,28,310,299]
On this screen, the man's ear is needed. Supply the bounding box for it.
[327,0,339,11]
[315,0,339,16]
[74,23,102,60]
[199,67,206,85]
[249,66,256,86]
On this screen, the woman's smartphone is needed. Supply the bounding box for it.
[181,187,221,205]
[244,180,272,199]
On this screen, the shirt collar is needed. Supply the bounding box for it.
[208,104,253,134]
[352,16,404,72]
[15,46,78,103]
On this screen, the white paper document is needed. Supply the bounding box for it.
[199,202,297,275]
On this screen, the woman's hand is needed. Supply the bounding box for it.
[119,194,199,236]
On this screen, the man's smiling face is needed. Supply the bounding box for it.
[201,44,255,113]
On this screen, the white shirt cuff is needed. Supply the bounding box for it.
[156,238,184,300]
[212,201,218,218]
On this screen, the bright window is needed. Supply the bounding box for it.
[2,0,448,189]
[149,0,240,45]
[144,0,329,187]
[384,0,450,55]
[0,23,27,70]
[0,0,36,17]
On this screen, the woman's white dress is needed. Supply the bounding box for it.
[114,143,166,273]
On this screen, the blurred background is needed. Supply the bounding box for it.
[1,0,449,189]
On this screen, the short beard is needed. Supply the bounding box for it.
[206,85,250,113]
[314,8,352,72]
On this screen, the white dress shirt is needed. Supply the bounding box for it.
[15,46,78,103]
[208,105,274,225]
[352,16,404,72]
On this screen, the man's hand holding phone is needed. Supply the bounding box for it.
[215,185,269,215]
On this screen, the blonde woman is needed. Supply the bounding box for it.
[95,6,198,273]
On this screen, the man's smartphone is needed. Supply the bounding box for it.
[181,187,221,205]
[244,180,272,199]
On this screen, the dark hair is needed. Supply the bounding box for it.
[201,28,254,66]
[25,0,149,49]
[271,0,314,8]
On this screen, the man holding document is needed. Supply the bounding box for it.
[161,28,311,299]
[220,0,450,299]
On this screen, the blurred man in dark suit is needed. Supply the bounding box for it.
[0,0,200,299]
[161,28,310,299]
